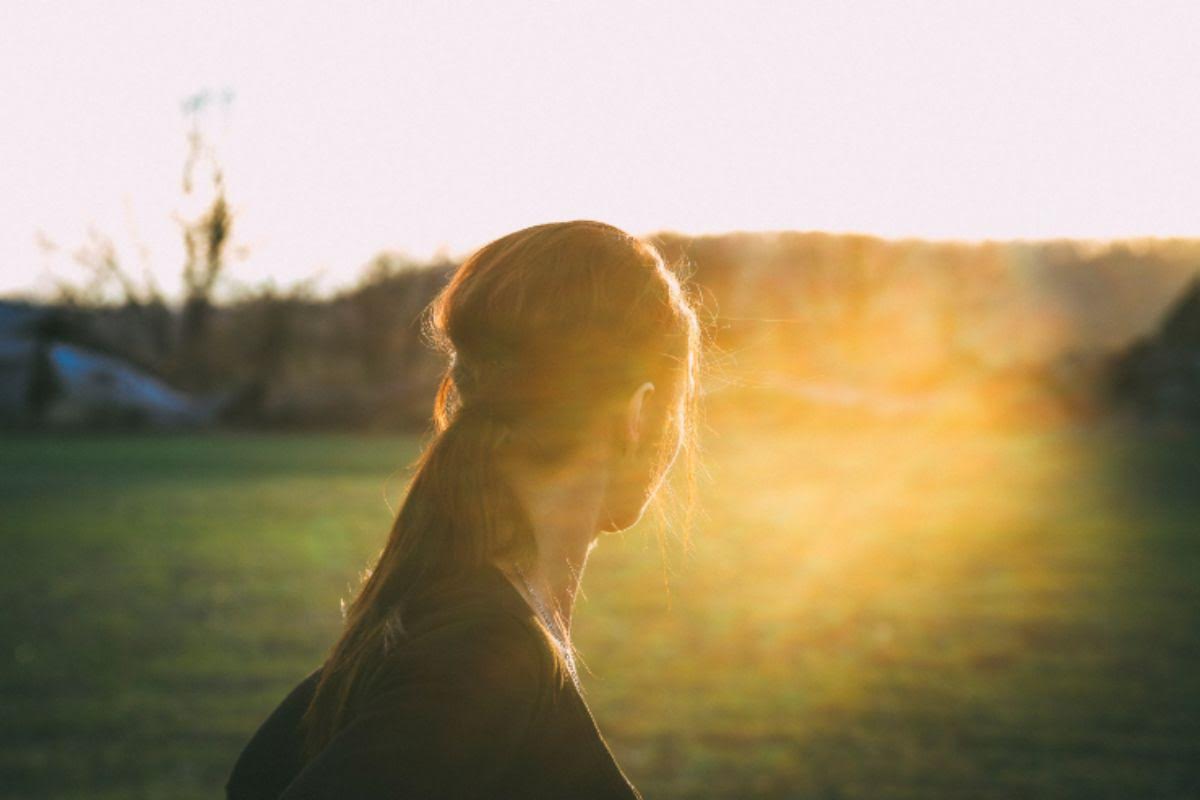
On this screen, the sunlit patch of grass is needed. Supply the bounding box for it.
[580,418,1200,798]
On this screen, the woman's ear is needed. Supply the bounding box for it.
[622,381,656,454]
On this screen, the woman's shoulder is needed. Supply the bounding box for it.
[225,667,322,799]
[365,569,571,699]
[394,599,540,656]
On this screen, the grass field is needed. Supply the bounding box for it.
[2,421,1198,799]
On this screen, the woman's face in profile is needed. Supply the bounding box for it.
[599,377,687,533]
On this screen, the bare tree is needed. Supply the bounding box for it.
[173,90,236,389]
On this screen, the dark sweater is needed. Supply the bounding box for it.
[225,564,643,799]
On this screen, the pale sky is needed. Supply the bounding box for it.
[1,0,1197,299]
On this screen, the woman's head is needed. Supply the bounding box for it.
[302,220,703,757]
[427,220,701,561]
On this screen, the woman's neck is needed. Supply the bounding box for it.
[521,528,596,632]
[496,443,611,632]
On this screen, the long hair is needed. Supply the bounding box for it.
[301,220,704,758]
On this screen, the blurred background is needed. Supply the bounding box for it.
[2,2,1199,798]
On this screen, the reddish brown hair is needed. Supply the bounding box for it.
[301,220,703,758]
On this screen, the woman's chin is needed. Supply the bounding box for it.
[598,504,646,535]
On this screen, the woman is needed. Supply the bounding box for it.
[226,220,703,799]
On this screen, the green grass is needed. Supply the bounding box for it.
[1,423,1198,799]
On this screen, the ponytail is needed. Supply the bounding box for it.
[301,368,538,758]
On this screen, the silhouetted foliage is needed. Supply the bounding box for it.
[23,231,1200,430]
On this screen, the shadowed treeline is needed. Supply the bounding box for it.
[8,231,1200,430]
